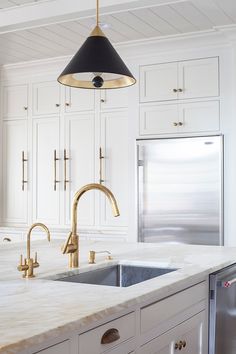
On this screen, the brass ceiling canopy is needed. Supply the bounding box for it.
[57,0,136,89]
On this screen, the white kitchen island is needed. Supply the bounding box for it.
[0,239,236,354]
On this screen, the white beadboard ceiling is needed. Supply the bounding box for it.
[0,0,236,65]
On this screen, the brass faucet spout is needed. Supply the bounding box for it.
[27,223,51,259]
[63,183,120,268]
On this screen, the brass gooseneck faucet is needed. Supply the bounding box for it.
[17,223,51,278]
[62,183,120,268]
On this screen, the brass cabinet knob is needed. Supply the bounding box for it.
[173,122,178,126]
[101,99,105,103]
[56,103,60,107]
[23,106,28,110]
[178,122,183,126]
[178,88,183,92]
[173,89,178,93]
[65,102,70,107]
[174,340,186,350]
[101,328,120,344]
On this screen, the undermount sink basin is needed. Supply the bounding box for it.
[57,264,177,287]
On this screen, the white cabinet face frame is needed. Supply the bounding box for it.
[65,87,95,113]
[2,120,28,224]
[64,113,95,227]
[100,111,129,228]
[3,84,28,119]
[32,81,61,116]
[32,117,61,225]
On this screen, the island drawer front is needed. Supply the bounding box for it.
[141,281,206,334]
[79,312,135,353]
[34,340,70,354]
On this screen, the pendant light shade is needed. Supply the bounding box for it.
[57,1,136,89]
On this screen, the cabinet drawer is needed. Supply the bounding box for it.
[141,282,206,334]
[79,312,135,354]
[34,340,70,354]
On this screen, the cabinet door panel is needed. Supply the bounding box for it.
[140,104,180,135]
[139,311,206,354]
[140,63,178,102]
[180,100,220,133]
[100,88,129,110]
[179,57,219,99]
[65,113,95,226]
[65,87,95,112]
[33,117,60,225]
[3,85,28,119]
[33,82,60,115]
[2,120,28,224]
[100,111,129,227]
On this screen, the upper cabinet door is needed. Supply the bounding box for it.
[65,87,95,113]
[33,81,61,116]
[140,62,178,103]
[2,120,28,225]
[3,85,28,119]
[178,57,219,99]
[100,88,129,110]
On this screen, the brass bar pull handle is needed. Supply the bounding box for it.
[64,149,69,191]
[101,328,120,344]
[54,150,60,191]
[99,147,105,184]
[22,151,28,191]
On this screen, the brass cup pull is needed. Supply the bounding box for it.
[101,328,120,344]
[173,88,178,93]
[3,237,11,242]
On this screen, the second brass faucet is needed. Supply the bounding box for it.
[62,183,120,268]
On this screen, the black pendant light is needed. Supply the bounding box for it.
[57,0,136,89]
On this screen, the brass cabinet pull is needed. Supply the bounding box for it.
[178,88,183,92]
[175,340,186,350]
[173,122,178,126]
[101,98,105,103]
[178,122,183,126]
[54,150,60,191]
[55,103,60,107]
[173,88,178,93]
[23,106,28,111]
[3,237,11,242]
[22,151,28,191]
[101,328,120,344]
[65,102,70,107]
[99,147,105,184]
[64,149,69,191]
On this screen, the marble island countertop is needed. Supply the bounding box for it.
[1,239,236,354]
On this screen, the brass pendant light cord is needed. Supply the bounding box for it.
[96,0,99,26]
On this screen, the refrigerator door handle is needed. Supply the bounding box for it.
[219,277,236,288]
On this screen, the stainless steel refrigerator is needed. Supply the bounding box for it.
[137,136,223,246]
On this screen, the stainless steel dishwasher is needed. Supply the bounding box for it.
[209,263,236,354]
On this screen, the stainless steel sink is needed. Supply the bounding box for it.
[57,264,177,287]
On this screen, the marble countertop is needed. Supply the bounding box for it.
[1,239,236,354]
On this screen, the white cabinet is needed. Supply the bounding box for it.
[33,117,60,225]
[34,340,70,354]
[2,120,28,225]
[65,87,95,113]
[140,57,219,103]
[3,84,28,119]
[140,62,178,102]
[79,312,135,354]
[100,88,129,110]
[100,111,129,228]
[64,113,95,226]
[33,81,61,116]
[139,311,206,354]
[140,101,219,135]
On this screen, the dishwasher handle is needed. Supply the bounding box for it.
[220,277,236,288]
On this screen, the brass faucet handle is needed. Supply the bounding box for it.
[17,255,28,272]
[33,252,39,268]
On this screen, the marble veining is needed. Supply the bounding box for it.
[1,239,236,353]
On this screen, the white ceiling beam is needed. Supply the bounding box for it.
[0,0,185,33]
